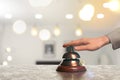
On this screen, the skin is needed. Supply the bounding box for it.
[63,36,110,51]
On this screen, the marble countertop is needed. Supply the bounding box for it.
[0,65,120,80]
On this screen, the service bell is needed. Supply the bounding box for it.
[56,46,86,72]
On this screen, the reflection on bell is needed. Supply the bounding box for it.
[56,46,86,72]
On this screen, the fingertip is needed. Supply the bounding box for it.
[63,45,65,47]
[63,44,67,47]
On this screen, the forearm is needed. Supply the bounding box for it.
[106,28,120,50]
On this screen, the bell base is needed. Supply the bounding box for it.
[56,65,86,72]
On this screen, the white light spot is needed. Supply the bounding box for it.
[53,26,60,36]
[35,14,43,19]
[6,47,11,53]
[13,20,27,34]
[39,29,51,41]
[97,13,104,19]
[65,14,74,19]
[2,61,8,66]
[7,56,12,61]
[79,4,94,21]
[31,27,38,36]
[5,14,12,19]
[75,28,82,36]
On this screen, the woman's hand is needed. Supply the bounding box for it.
[63,36,110,51]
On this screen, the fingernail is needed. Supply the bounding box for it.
[74,47,78,50]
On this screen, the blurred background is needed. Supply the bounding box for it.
[0,0,120,65]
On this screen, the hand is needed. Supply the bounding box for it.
[63,36,110,51]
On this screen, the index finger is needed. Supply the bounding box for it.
[63,39,86,47]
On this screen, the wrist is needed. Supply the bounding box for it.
[100,36,110,45]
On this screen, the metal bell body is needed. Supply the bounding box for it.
[61,59,81,66]
[62,52,80,59]
[56,46,86,72]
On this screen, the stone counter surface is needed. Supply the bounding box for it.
[0,65,120,80]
